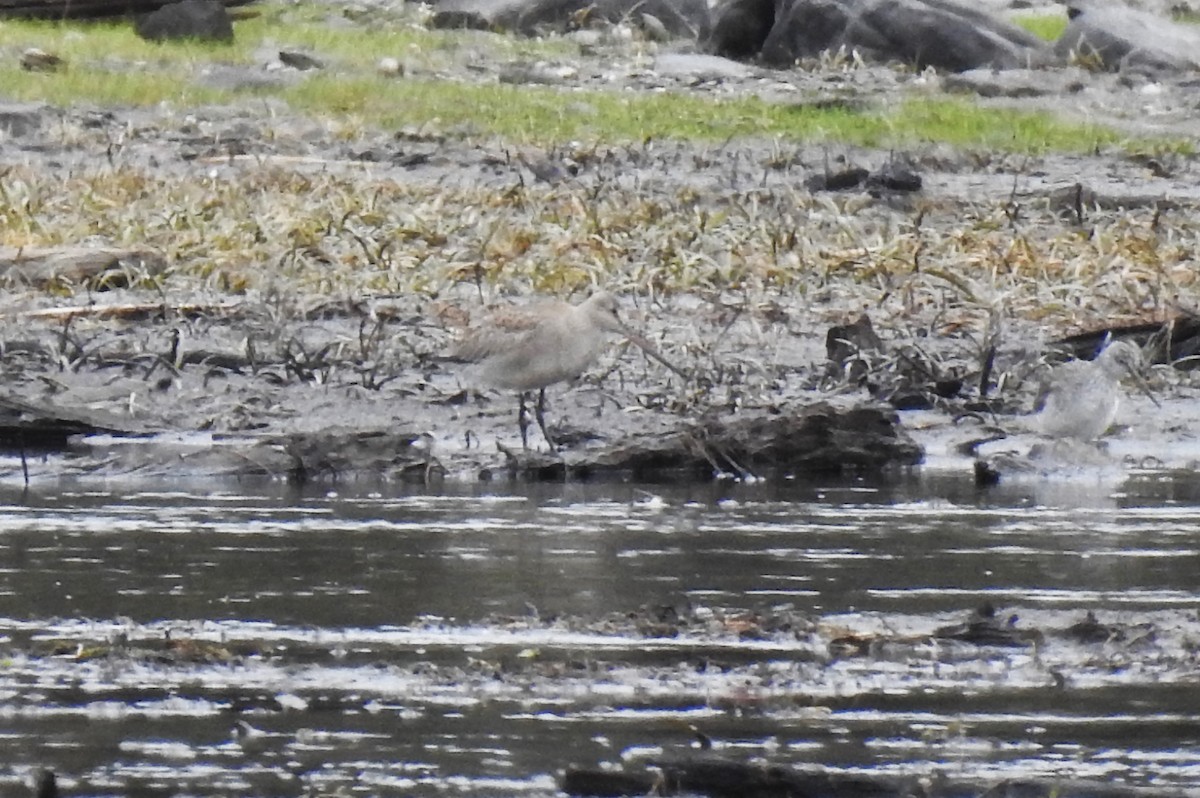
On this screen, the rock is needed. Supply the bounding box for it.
[0,394,140,453]
[705,0,774,58]
[825,313,883,382]
[805,161,921,193]
[943,66,1088,97]
[652,52,755,79]
[638,12,672,41]
[865,160,922,193]
[377,56,405,77]
[1063,610,1124,644]
[498,62,578,84]
[20,47,64,72]
[33,769,57,798]
[934,602,1044,646]
[0,102,49,137]
[272,430,441,484]
[1055,4,1200,72]
[135,0,234,43]
[805,166,870,191]
[277,50,325,71]
[430,0,709,38]
[708,0,1048,71]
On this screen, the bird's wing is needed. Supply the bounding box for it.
[445,307,545,364]
[1033,361,1085,414]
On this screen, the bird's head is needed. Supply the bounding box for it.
[583,290,628,334]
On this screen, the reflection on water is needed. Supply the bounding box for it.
[1,471,1200,796]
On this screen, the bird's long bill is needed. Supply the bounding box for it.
[1124,366,1162,408]
[623,331,691,381]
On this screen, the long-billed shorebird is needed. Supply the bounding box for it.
[1035,339,1157,441]
[445,291,686,449]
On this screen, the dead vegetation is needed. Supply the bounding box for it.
[0,70,1197,474]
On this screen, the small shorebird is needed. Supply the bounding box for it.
[1035,339,1157,441]
[445,291,686,448]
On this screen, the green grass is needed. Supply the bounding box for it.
[0,64,230,107]
[1013,6,1200,41]
[0,2,573,73]
[0,1,1186,154]
[283,77,1129,152]
[1011,12,1068,42]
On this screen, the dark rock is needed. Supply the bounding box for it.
[805,166,870,191]
[136,0,234,43]
[0,102,49,137]
[33,769,57,798]
[1061,612,1155,646]
[561,768,659,797]
[1055,4,1200,72]
[865,161,922,193]
[1063,611,1120,644]
[278,50,325,71]
[973,458,1001,487]
[708,0,1048,71]
[934,602,1043,646]
[430,0,709,37]
[825,313,883,382]
[0,395,140,453]
[705,0,774,58]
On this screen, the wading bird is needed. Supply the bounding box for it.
[1035,339,1157,441]
[446,291,686,449]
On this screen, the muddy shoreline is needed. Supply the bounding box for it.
[2,5,1200,485]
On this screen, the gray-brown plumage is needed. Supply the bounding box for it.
[1035,340,1154,441]
[446,291,685,448]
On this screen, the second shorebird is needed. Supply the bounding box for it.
[446,291,686,449]
[1035,339,1157,441]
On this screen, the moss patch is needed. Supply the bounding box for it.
[1011,12,1068,42]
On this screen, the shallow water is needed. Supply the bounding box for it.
[2,471,1200,796]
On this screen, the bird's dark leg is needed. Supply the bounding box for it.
[535,388,556,449]
[517,392,531,449]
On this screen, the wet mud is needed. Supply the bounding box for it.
[0,112,1198,484]
[0,10,1199,484]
